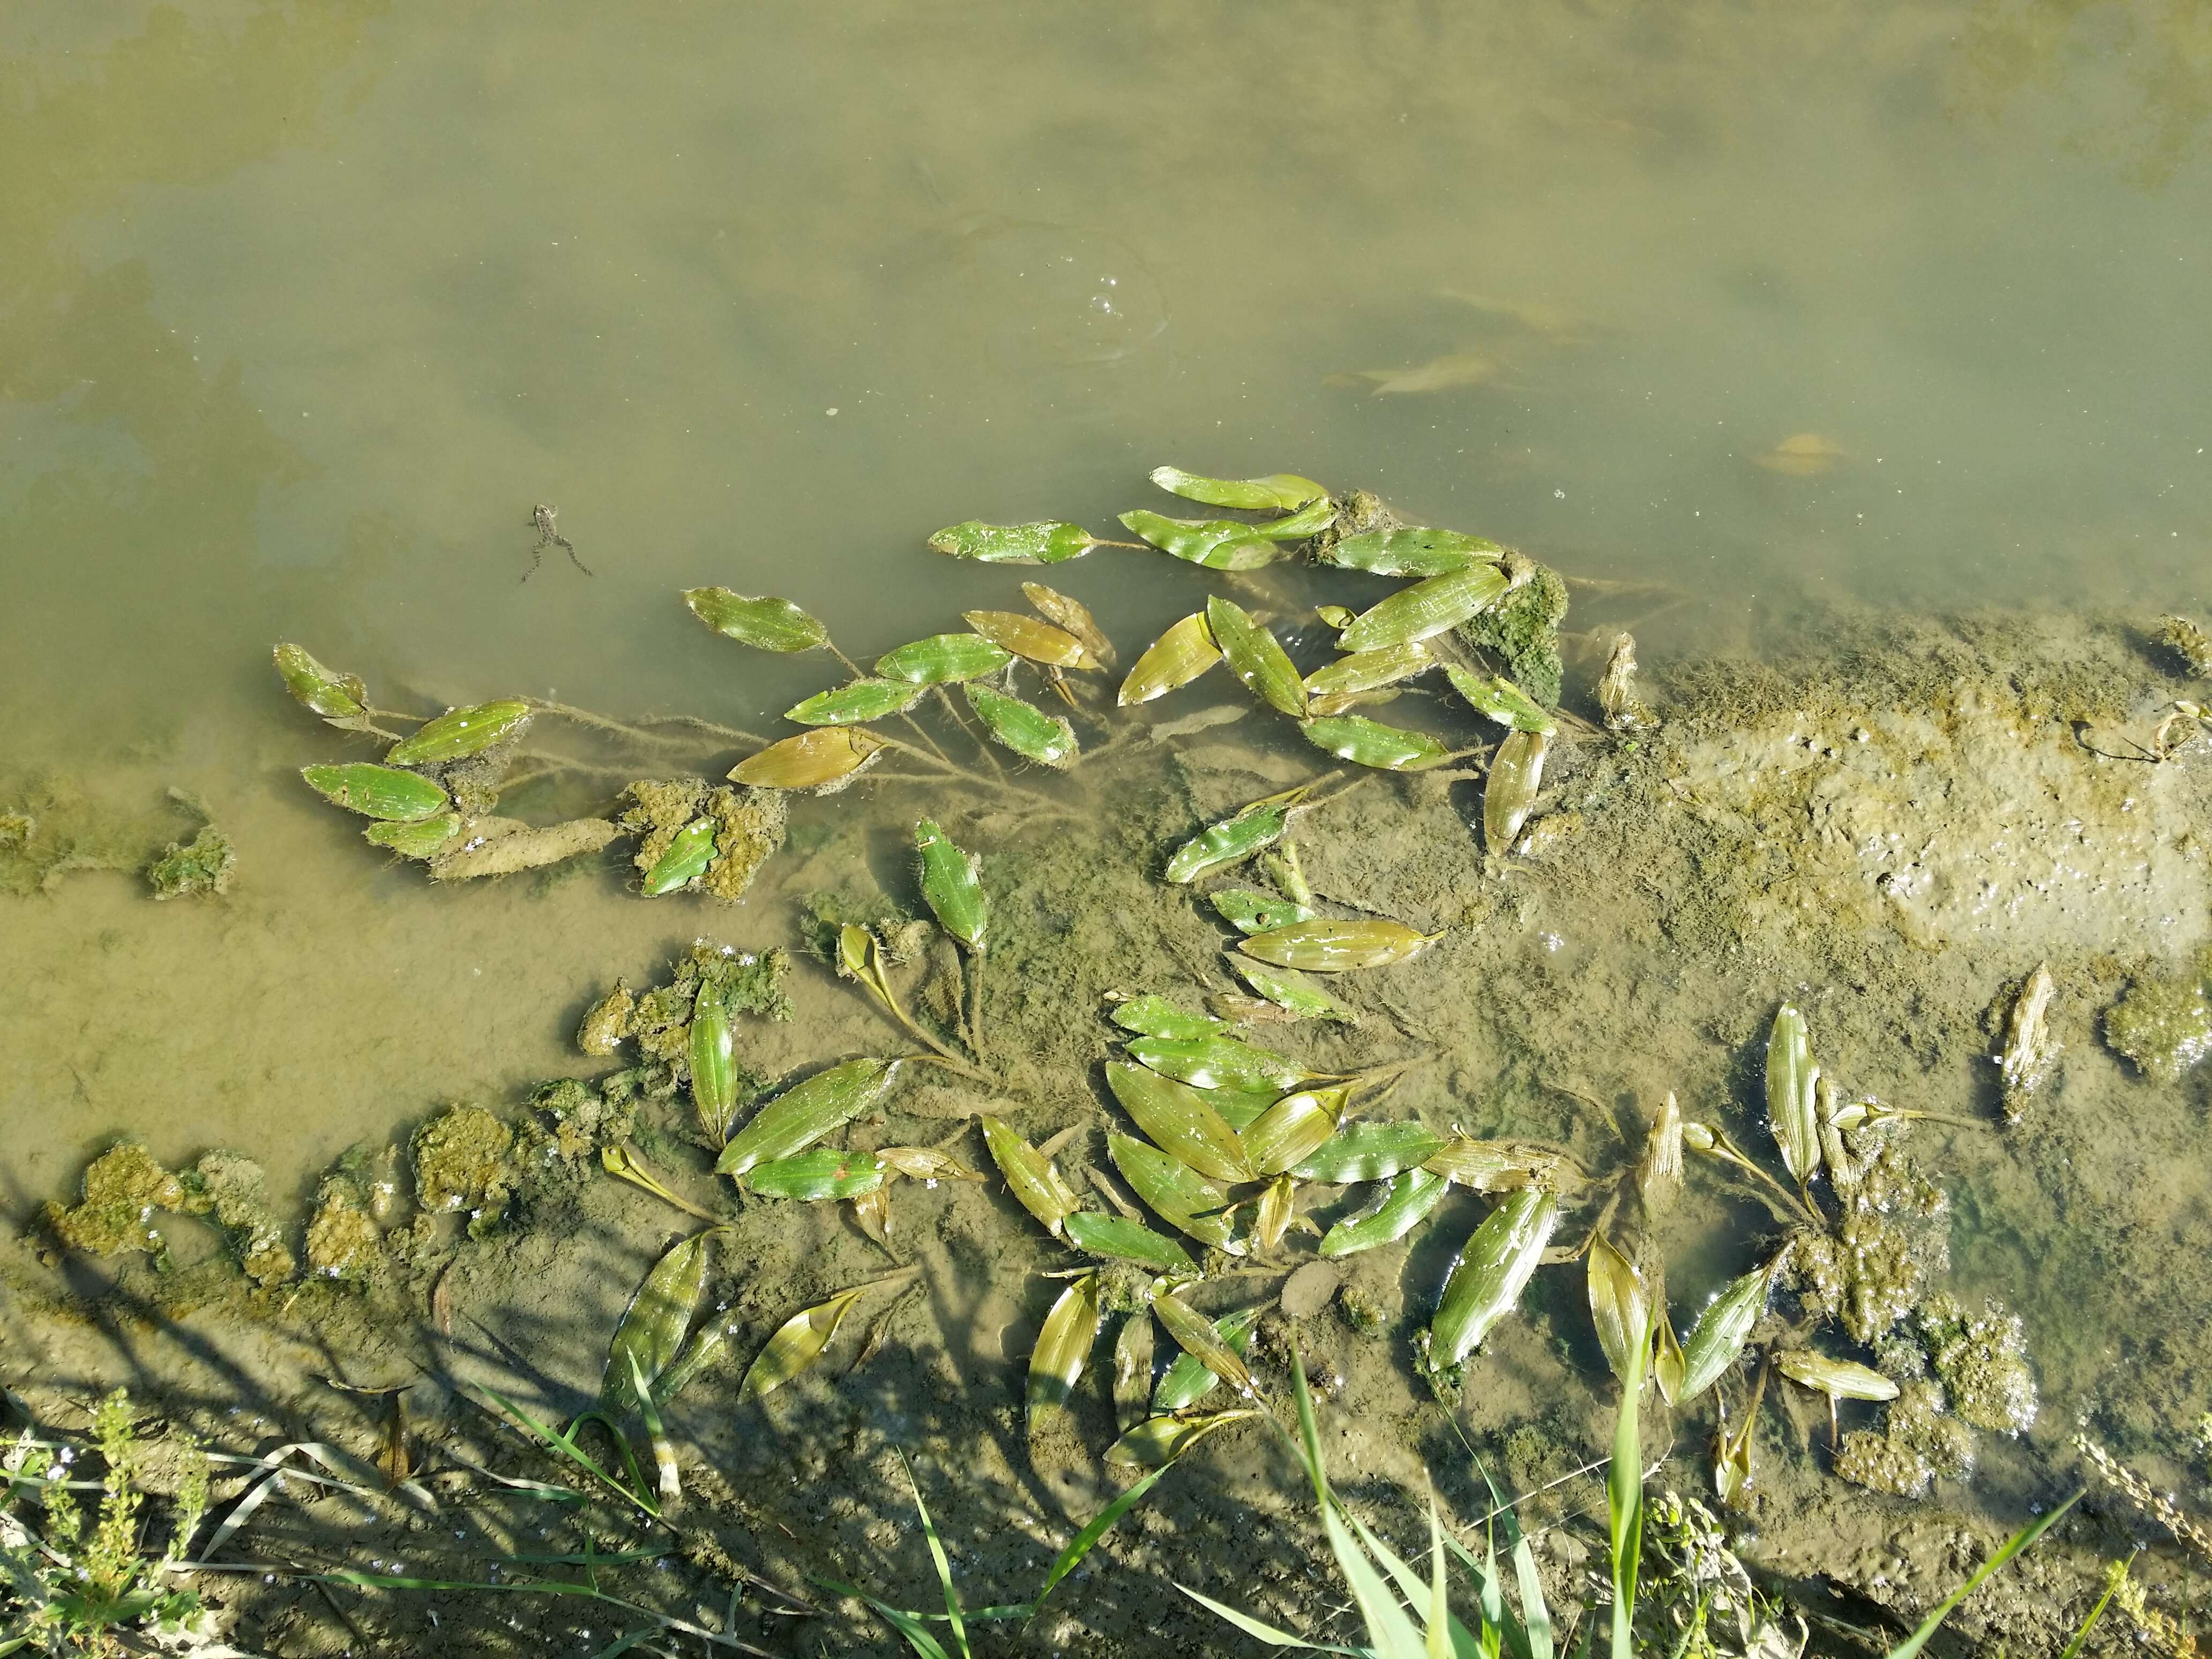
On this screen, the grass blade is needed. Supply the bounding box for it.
[900,1454,969,1659]
[1032,1458,1184,1610]
[814,1576,952,1659]
[2057,1556,2131,1659]
[1325,1502,1429,1659]
[1606,1339,1645,1659]
[1173,1583,1356,1650]
[1884,1490,2081,1659]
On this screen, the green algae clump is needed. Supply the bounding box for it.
[1834,1428,1931,1499]
[44,1143,185,1257]
[304,1178,383,1281]
[1918,1293,2037,1434]
[183,1152,295,1286]
[1455,556,1567,708]
[146,824,236,900]
[531,1077,635,1161]
[577,981,637,1056]
[2104,951,2212,1083]
[702,785,788,901]
[411,1104,513,1216]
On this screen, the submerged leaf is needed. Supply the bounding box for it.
[1765,1005,1820,1185]
[1108,995,1228,1041]
[928,520,1101,564]
[301,763,450,822]
[1229,956,1358,1022]
[1776,1350,1899,1403]
[1108,1133,1243,1250]
[1240,1087,1347,1176]
[1149,466,1326,513]
[1028,1273,1102,1426]
[1320,1168,1448,1258]
[1430,1187,1559,1366]
[1299,715,1451,772]
[1315,527,1506,579]
[1118,510,1280,571]
[1293,1121,1447,1184]
[1481,728,1549,853]
[1163,789,1304,884]
[364,813,462,859]
[873,632,1015,685]
[1445,667,1556,736]
[1153,1306,1264,1413]
[731,727,890,790]
[964,683,1078,768]
[786,679,924,727]
[1064,1210,1196,1272]
[1021,582,1117,670]
[1106,1064,1254,1183]
[1239,918,1432,973]
[1106,1408,1262,1469]
[690,977,743,1144]
[1151,1294,1257,1397]
[1206,596,1307,718]
[746,1147,888,1201]
[683,588,829,653]
[602,1230,713,1417]
[1114,1309,1156,1432]
[1119,613,1222,705]
[716,1058,901,1179]
[1126,1033,1309,1093]
[982,1117,1082,1239]
[1586,1233,1653,1388]
[738,1287,866,1403]
[385,700,532,766]
[1208,888,1314,934]
[273,644,369,721]
[1337,563,1514,654]
[963,609,1100,671]
[1249,497,1339,540]
[641,816,718,895]
[1303,642,1434,703]
[915,818,988,954]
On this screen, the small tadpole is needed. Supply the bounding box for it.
[525,503,594,581]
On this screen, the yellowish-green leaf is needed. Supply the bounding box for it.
[1148,466,1326,513]
[738,1287,866,1403]
[683,588,829,652]
[1028,1272,1101,1426]
[1206,595,1306,719]
[730,727,889,790]
[1119,613,1221,706]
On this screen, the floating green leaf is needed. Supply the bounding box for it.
[1148,466,1327,513]
[1292,1120,1447,1184]
[273,643,368,721]
[1064,1210,1195,1272]
[1119,613,1221,705]
[1775,1349,1899,1403]
[873,632,1015,685]
[1430,1187,1559,1366]
[1105,1408,1263,1469]
[1337,562,1514,654]
[690,977,742,1144]
[1249,497,1339,540]
[1676,1262,1774,1404]
[1108,1133,1242,1250]
[746,1147,888,1201]
[1445,666,1557,735]
[1151,1293,1257,1397]
[1126,1033,1309,1093]
[915,818,987,954]
[1205,596,1306,718]
[1481,728,1549,853]
[1163,788,1304,884]
[786,679,924,727]
[1240,918,1433,973]
[385,699,533,766]
[731,727,888,790]
[964,683,1078,768]
[1208,888,1314,934]
[716,1057,901,1180]
[1303,643,1433,704]
[962,609,1098,670]
[364,813,461,859]
[683,587,829,652]
[1028,1273,1101,1426]
[1153,1306,1263,1412]
[927,520,1101,564]
[1229,956,1358,1022]
[641,816,718,895]
[1299,715,1451,772]
[1316,528,1505,579]
[1105,1063,1254,1183]
[1320,1169,1448,1258]
[1118,510,1280,571]
[982,1117,1082,1239]
[1766,1004,1820,1185]
[1240,1087,1346,1177]
[300,763,450,822]
[602,1230,712,1418]
[1109,995,1228,1041]
[738,1287,866,1403]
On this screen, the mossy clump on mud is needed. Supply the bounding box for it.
[411,1104,513,1220]
[0,776,170,896]
[1918,1293,2037,1434]
[145,824,235,900]
[1455,556,1567,708]
[1784,1137,1948,1346]
[615,779,787,902]
[2104,950,2212,1083]
[181,1152,294,1286]
[2154,614,2212,677]
[532,1076,637,1160]
[42,1143,186,1257]
[304,1175,382,1281]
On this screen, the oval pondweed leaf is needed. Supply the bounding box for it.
[1205,596,1307,719]
[1299,715,1451,772]
[1676,1260,1775,1403]
[1106,1132,1242,1249]
[1125,1033,1309,1094]
[641,816,718,895]
[1765,1004,1820,1184]
[1108,995,1228,1042]
[745,1147,888,1201]
[301,763,450,822]
[962,609,1098,670]
[1239,1086,1346,1176]
[1586,1232,1651,1387]
[927,520,1102,564]
[1028,1273,1101,1427]
[1104,1408,1263,1470]
[1117,510,1282,571]
[1481,728,1549,851]
[1162,788,1303,884]
[1430,1186,1559,1367]
[1148,465,1327,514]
[963,683,1078,768]
[1209,888,1315,934]
[1112,1309,1155,1433]
[784,678,924,727]
[1247,496,1339,541]
[1303,642,1433,703]
[1335,561,1514,654]
[601,1230,713,1418]
[1319,1168,1448,1258]
[1314,528,1506,579]
[385,699,532,766]
[1063,1210,1196,1272]
[730,728,889,790]
[873,632,1014,685]
[1445,666,1556,735]
[683,587,831,652]
[273,644,368,721]
[915,818,987,954]
[716,1057,901,1180]
[1292,1120,1447,1184]
[1239,918,1433,973]
[1105,1063,1254,1183]
[1153,1305,1262,1412]
[1775,1350,1900,1403]
[982,1116,1082,1239]
[738,1287,866,1404]
[1020,582,1117,670]
[1119,612,1222,706]
[1150,1292,1257,1396]
[1229,956,1358,1022]
[364,813,462,859]
[690,977,743,1144]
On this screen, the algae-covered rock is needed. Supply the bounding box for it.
[304,1178,383,1281]
[1455,556,1567,708]
[2104,952,2212,1083]
[411,1104,513,1216]
[146,824,235,900]
[43,1143,185,1257]
[184,1152,295,1286]
[577,981,637,1056]
[701,784,787,902]
[1918,1293,2037,1433]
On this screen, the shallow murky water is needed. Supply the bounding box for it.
[5,4,2212,1652]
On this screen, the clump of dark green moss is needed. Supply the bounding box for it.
[1456,557,1568,707]
[146,824,235,900]
[2104,950,2212,1083]
[43,1143,185,1257]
